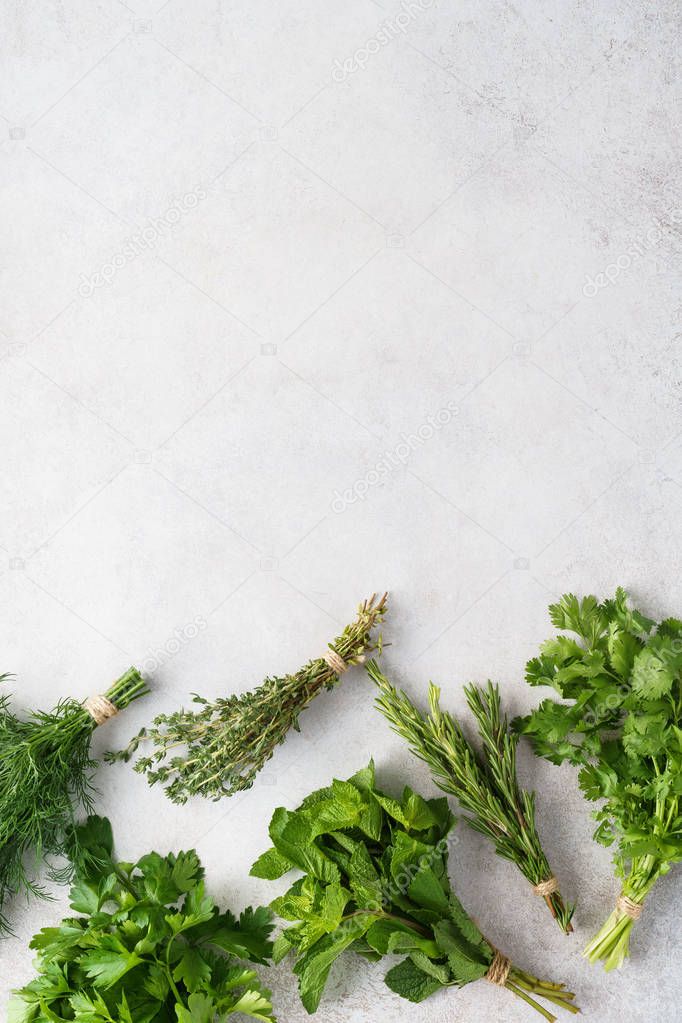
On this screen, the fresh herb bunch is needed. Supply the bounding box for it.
[0,667,147,933]
[516,588,682,970]
[11,816,276,1023]
[368,662,574,933]
[112,594,387,804]
[251,762,579,1021]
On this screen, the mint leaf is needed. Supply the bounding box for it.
[384,958,444,1002]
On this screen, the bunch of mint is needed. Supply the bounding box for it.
[251,762,578,1019]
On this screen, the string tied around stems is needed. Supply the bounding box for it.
[533,876,558,897]
[616,893,643,920]
[84,695,118,726]
[323,648,350,675]
[485,949,511,987]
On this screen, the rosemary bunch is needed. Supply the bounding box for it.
[0,666,147,933]
[113,594,388,804]
[368,662,574,933]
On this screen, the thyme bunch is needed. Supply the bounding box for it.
[113,594,388,804]
[369,663,574,933]
[0,666,147,933]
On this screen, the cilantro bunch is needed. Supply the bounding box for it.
[369,662,574,932]
[517,588,682,970]
[11,817,276,1023]
[112,594,387,803]
[251,762,579,1021]
[0,667,148,933]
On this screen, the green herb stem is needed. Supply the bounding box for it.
[517,588,682,969]
[368,663,574,933]
[112,594,387,803]
[0,667,147,932]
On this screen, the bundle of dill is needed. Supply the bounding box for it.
[112,593,388,804]
[369,662,574,933]
[0,666,147,933]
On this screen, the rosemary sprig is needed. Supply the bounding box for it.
[368,662,574,933]
[0,666,147,933]
[112,593,388,804]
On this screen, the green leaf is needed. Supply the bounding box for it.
[173,949,212,993]
[249,847,293,880]
[7,998,38,1023]
[69,878,101,915]
[143,962,170,1000]
[175,992,215,1023]
[631,648,675,700]
[228,988,275,1021]
[407,867,450,914]
[29,921,85,960]
[68,816,115,881]
[70,990,113,1021]
[272,932,293,964]
[365,918,439,958]
[383,957,444,1003]
[293,915,373,1013]
[266,807,340,884]
[117,992,134,1023]
[433,919,490,985]
[607,625,640,678]
[81,948,144,989]
[347,842,383,908]
[171,850,204,892]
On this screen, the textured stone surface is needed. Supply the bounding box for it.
[0,1,680,1020]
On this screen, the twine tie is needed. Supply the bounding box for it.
[323,648,349,675]
[84,695,118,725]
[485,950,511,987]
[533,876,558,897]
[616,894,643,920]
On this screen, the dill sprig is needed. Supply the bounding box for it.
[0,666,147,933]
[368,662,574,933]
[112,593,388,804]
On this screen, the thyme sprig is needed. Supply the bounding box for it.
[112,594,388,804]
[368,663,574,933]
[0,667,147,933]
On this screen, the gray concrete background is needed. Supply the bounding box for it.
[1,1,681,1020]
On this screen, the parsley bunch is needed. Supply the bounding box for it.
[112,594,387,803]
[11,816,276,1023]
[517,588,682,969]
[369,663,574,932]
[0,667,147,934]
[251,762,579,1021]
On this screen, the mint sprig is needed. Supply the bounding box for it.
[251,762,579,1020]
